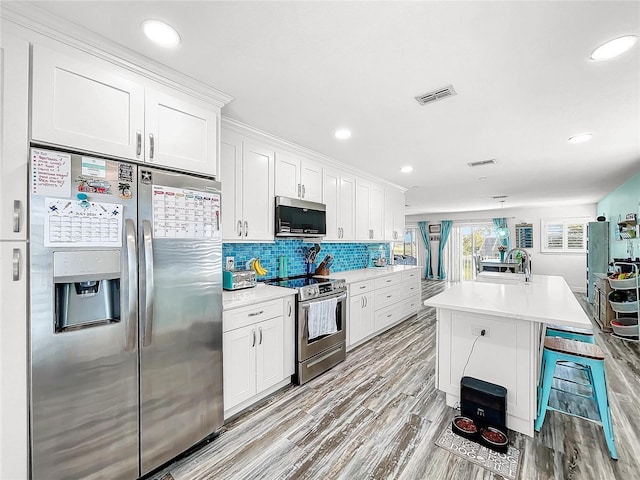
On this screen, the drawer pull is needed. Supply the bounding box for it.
[387,314,392,318]
[248,310,264,317]
[360,286,367,289]
[387,295,392,298]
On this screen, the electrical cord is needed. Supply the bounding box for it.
[462,329,485,377]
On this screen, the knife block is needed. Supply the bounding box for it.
[315,267,330,276]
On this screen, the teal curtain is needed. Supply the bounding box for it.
[493,217,511,251]
[417,221,432,279]
[437,220,452,279]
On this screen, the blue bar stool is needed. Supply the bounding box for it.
[545,324,595,344]
[535,337,617,459]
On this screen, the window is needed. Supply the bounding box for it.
[393,228,418,265]
[540,218,588,253]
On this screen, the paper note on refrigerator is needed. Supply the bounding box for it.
[31,149,72,197]
[44,198,123,247]
[152,185,220,239]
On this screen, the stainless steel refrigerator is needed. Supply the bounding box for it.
[587,221,610,303]
[29,147,223,479]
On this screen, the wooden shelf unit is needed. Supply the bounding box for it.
[593,275,614,332]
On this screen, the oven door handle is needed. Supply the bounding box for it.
[300,294,347,309]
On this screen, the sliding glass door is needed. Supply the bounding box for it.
[449,224,501,281]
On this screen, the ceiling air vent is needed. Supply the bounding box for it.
[492,195,508,199]
[415,84,457,106]
[468,159,497,167]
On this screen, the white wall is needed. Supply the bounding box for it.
[407,203,597,292]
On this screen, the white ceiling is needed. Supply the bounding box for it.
[14,1,640,215]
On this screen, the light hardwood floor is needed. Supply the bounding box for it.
[153,280,640,480]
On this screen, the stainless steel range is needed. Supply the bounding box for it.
[267,276,347,384]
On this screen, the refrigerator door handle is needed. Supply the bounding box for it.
[142,220,155,347]
[124,219,138,351]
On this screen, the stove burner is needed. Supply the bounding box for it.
[265,275,346,301]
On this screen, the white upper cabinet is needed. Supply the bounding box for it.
[32,44,145,160]
[31,44,218,175]
[323,167,356,241]
[275,152,322,203]
[384,188,406,241]
[0,32,29,241]
[355,179,384,241]
[220,129,275,241]
[370,183,384,241]
[144,89,217,175]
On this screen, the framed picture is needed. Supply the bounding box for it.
[429,224,441,234]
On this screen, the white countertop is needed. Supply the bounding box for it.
[318,265,421,283]
[223,283,296,310]
[424,274,592,328]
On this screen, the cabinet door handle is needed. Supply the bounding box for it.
[361,296,365,308]
[259,327,263,345]
[12,249,21,281]
[288,301,292,316]
[149,133,155,159]
[136,130,142,156]
[252,329,256,347]
[364,296,367,307]
[13,200,21,233]
[297,183,301,198]
[244,221,248,237]
[302,185,306,198]
[248,310,264,317]
[237,220,243,237]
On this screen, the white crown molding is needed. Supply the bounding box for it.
[221,116,406,193]
[1,2,233,108]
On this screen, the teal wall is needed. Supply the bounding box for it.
[597,172,640,260]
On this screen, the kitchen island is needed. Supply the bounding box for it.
[424,273,592,436]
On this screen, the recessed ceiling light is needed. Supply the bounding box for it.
[142,20,181,47]
[400,166,413,173]
[568,133,593,144]
[334,128,352,140]
[590,35,638,61]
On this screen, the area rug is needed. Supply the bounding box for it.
[435,424,522,480]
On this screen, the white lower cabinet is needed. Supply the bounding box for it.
[0,242,28,480]
[348,285,374,346]
[223,298,290,418]
[347,268,422,349]
[283,296,295,376]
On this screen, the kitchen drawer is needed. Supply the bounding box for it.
[402,295,421,318]
[401,269,421,282]
[375,303,402,332]
[374,273,402,289]
[350,279,375,295]
[401,279,421,300]
[374,284,402,310]
[223,298,283,332]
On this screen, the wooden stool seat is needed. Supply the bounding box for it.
[543,337,604,360]
[546,324,594,335]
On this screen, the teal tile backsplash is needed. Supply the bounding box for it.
[223,240,391,279]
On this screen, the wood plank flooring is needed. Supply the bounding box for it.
[152,280,640,480]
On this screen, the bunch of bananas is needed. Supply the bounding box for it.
[250,257,268,276]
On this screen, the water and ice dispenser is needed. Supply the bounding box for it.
[53,250,121,332]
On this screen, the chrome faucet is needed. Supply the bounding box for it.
[506,248,532,281]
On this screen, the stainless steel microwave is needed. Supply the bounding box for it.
[275,197,326,237]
